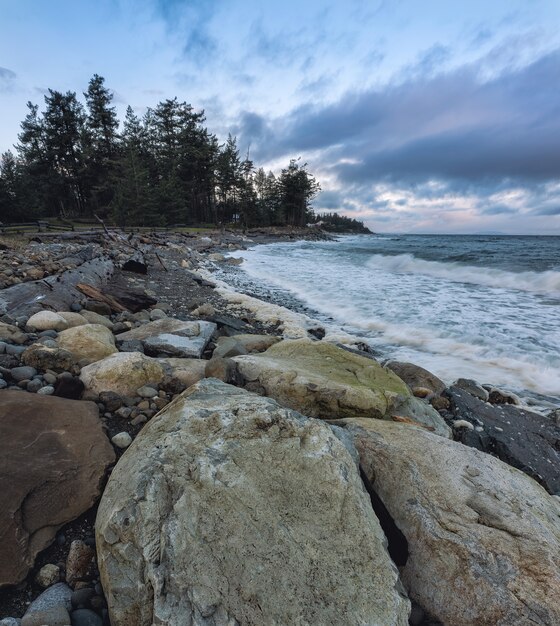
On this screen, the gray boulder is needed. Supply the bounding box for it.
[96,379,410,626]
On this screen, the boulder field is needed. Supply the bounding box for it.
[1,233,559,625]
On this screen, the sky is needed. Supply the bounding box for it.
[1,0,560,234]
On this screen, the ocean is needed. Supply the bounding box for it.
[224,234,560,407]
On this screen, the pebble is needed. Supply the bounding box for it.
[0,341,6,354]
[38,330,58,338]
[150,308,167,320]
[0,618,21,626]
[66,540,95,587]
[21,606,70,626]
[137,385,158,398]
[98,391,123,412]
[70,609,102,626]
[6,344,26,356]
[115,406,132,419]
[37,385,55,395]
[0,379,7,389]
[112,432,132,448]
[71,588,95,609]
[130,414,147,426]
[11,366,37,381]
[44,372,57,384]
[26,379,44,393]
[35,563,60,588]
[70,302,83,312]
[137,399,150,411]
[22,583,72,615]
[54,377,85,400]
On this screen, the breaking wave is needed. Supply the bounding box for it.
[366,253,560,294]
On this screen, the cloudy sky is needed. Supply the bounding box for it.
[1,0,560,233]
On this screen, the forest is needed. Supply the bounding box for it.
[0,74,368,232]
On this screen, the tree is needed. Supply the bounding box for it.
[278,159,321,227]
[84,74,119,214]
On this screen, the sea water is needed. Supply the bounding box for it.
[225,234,560,406]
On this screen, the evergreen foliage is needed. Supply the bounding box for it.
[0,74,368,233]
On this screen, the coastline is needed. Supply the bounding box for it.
[0,227,559,624]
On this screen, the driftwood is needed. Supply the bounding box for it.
[77,282,157,313]
[0,256,114,318]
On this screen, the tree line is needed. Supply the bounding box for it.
[0,74,326,229]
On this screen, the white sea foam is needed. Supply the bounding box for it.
[223,238,560,402]
[366,253,560,294]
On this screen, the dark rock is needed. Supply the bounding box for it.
[10,366,37,382]
[98,391,123,412]
[84,300,112,316]
[70,302,83,312]
[122,259,148,274]
[0,354,20,369]
[26,378,44,393]
[385,361,446,396]
[38,329,58,339]
[54,376,85,400]
[70,609,102,626]
[71,588,96,609]
[117,339,144,353]
[453,378,489,402]
[5,344,26,357]
[0,392,115,586]
[307,326,325,340]
[487,387,520,405]
[445,386,560,494]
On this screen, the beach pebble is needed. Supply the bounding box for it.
[452,419,474,430]
[115,406,132,419]
[38,329,58,338]
[37,385,55,395]
[26,378,44,393]
[136,385,158,398]
[5,344,26,356]
[44,372,57,384]
[0,618,21,626]
[11,366,37,382]
[35,563,60,588]
[21,606,70,626]
[54,376,85,400]
[112,432,132,448]
[0,379,7,389]
[26,311,69,332]
[98,391,123,412]
[66,540,95,587]
[150,308,167,320]
[70,609,102,626]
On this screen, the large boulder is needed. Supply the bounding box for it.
[446,386,560,495]
[57,323,117,364]
[337,418,560,626]
[96,380,410,626]
[0,392,115,587]
[116,318,216,358]
[234,339,450,435]
[80,352,165,396]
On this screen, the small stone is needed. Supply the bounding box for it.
[98,391,123,412]
[153,397,168,410]
[0,617,21,626]
[150,309,167,320]
[26,311,69,332]
[35,563,60,588]
[37,385,55,395]
[5,344,26,356]
[11,366,37,382]
[22,583,72,622]
[70,302,83,312]
[136,385,158,398]
[111,432,132,448]
[38,330,58,339]
[115,406,132,419]
[66,540,95,587]
[70,608,102,626]
[21,606,70,626]
[43,372,57,384]
[430,396,450,411]
[192,303,215,317]
[137,399,150,411]
[71,588,95,609]
[54,377,85,400]
[412,386,433,399]
[0,379,7,389]
[26,379,44,393]
[130,414,147,426]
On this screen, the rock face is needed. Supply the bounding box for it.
[337,418,560,626]
[80,352,165,396]
[234,339,450,435]
[116,318,217,358]
[57,324,117,364]
[96,379,410,626]
[0,392,115,586]
[446,386,560,495]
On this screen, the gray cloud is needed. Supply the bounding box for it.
[242,48,560,193]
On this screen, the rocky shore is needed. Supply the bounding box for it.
[0,227,559,626]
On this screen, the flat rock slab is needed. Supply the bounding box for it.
[96,379,410,626]
[338,418,560,626]
[116,318,216,358]
[446,386,560,495]
[0,392,115,587]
